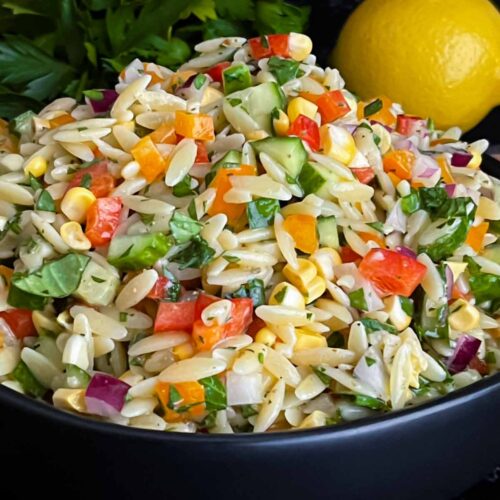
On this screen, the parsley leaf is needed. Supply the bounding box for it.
[199,375,227,412]
[170,235,215,269]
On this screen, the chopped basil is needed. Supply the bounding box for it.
[267,56,300,85]
[193,73,207,90]
[485,351,496,364]
[7,282,49,310]
[348,288,368,311]
[227,97,242,107]
[260,35,269,49]
[223,64,252,94]
[187,199,198,220]
[83,89,104,101]
[80,173,92,189]
[173,175,195,197]
[223,255,240,263]
[359,318,397,335]
[363,98,383,118]
[35,190,56,212]
[240,404,258,418]
[29,174,43,191]
[312,366,332,385]
[465,256,500,305]
[354,394,387,410]
[169,212,202,244]
[0,212,22,240]
[246,198,280,229]
[199,375,227,411]
[13,360,46,398]
[170,235,215,269]
[415,292,449,340]
[225,278,265,307]
[365,356,376,367]
[12,253,90,298]
[400,296,414,316]
[167,385,182,411]
[273,286,288,304]
[258,352,264,364]
[367,221,384,233]
[401,190,421,215]
[91,275,106,283]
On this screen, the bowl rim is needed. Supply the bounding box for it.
[1,372,499,444]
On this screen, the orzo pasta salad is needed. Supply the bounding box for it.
[0,33,499,434]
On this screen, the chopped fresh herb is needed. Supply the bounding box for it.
[83,89,104,101]
[35,190,56,213]
[348,289,368,311]
[12,360,46,398]
[7,282,49,310]
[485,351,496,364]
[359,318,398,335]
[227,97,242,107]
[400,296,414,316]
[464,256,500,305]
[365,356,376,367]
[91,275,106,284]
[267,56,300,85]
[415,292,449,340]
[173,175,195,197]
[0,212,22,240]
[169,211,202,244]
[363,98,383,118]
[223,255,240,263]
[367,221,384,233]
[354,395,387,411]
[273,286,288,305]
[119,312,128,322]
[401,190,421,215]
[9,110,35,138]
[119,245,134,260]
[29,174,43,191]
[312,366,332,385]
[222,64,252,94]
[240,404,258,418]
[65,364,91,389]
[260,35,269,49]
[201,411,217,429]
[246,198,280,229]
[80,173,92,189]
[258,352,264,364]
[226,278,265,307]
[199,375,227,412]
[193,73,207,90]
[167,384,183,411]
[326,409,343,426]
[373,133,381,146]
[139,213,155,226]
[188,199,198,220]
[130,355,146,367]
[170,235,215,270]
[327,331,345,348]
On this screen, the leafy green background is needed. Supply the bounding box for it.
[0,0,310,118]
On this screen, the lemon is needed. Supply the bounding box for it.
[331,0,500,132]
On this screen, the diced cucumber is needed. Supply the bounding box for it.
[223,64,252,94]
[222,82,285,135]
[206,150,242,185]
[73,259,120,306]
[298,161,340,199]
[251,136,307,180]
[482,244,500,265]
[108,233,172,271]
[317,216,339,248]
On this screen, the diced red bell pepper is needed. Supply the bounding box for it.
[195,141,209,163]
[359,248,427,297]
[468,356,489,376]
[396,114,427,136]
[288,114,320,151]
[85,197,122,247]
[223,298,254,337]
[147,276,174,300]
[351,167,375,184]
[248,34,290,59]
[317,90,350,123]
[154,301,196,333]
[246,317,266,337]
[193,320,225,352]
[67,161,115,198]
[205,62,231,83]
[339,246,361,264]
[0,309,37,339]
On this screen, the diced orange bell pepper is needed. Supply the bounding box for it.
[430,138,457,147]
[387,172,402,187]
[316,90,350,123]
[174,111,215,141]
[299,91,323,104]
[207,163,257,226]
[156,381,205,422]
[192,320,225,352]
[358,231,386,248]
[283,214,318,254]
[465,222,489,253]
[0,265,13,286]
[131,135,167,183]
[149,123,177,145]
[195,141,209,163]
[436,156,454,184]
[168,70,197,92]
[357,96,396,127]
[143,63,164,86]
[49,113,75,128]
[383,150,415,180]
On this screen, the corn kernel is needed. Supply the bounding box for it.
[304,276,326,304]
[298,410,327,429]
[60,187,96,223]
[287,97,318,123]
[53,388,87,413]
[246,130,269,141]
[273,109,290,136]
[288,33,313,61]
[60,221,92,250]
[201,86,224,107]
[319,124,356,165]
[310,248,342,281]
[448,299,480,331]
[255,327,277,347]
[283,258,317,291]
[295,329,327,350]
[477,196,500,220]
[269,282,306,309]
[24,156,47,177]
[172,342,194,360]
[467,148,482,169]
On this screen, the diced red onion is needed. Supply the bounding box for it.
[189,163,211,179]
[169,261,202,281]
[369,120,393,132]
[85,373,130,417]
[444,184,457,197]
[444,264,453,300]
[395,246,417,259]
[386,200,407,233]
[451,151,473,167]
[391,137,417,153]
[344,124,358,134]
[412,155,441,185]
[447,335,481,374]
[86,90,118,114]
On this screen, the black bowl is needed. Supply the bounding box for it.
[1,156,499,500]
